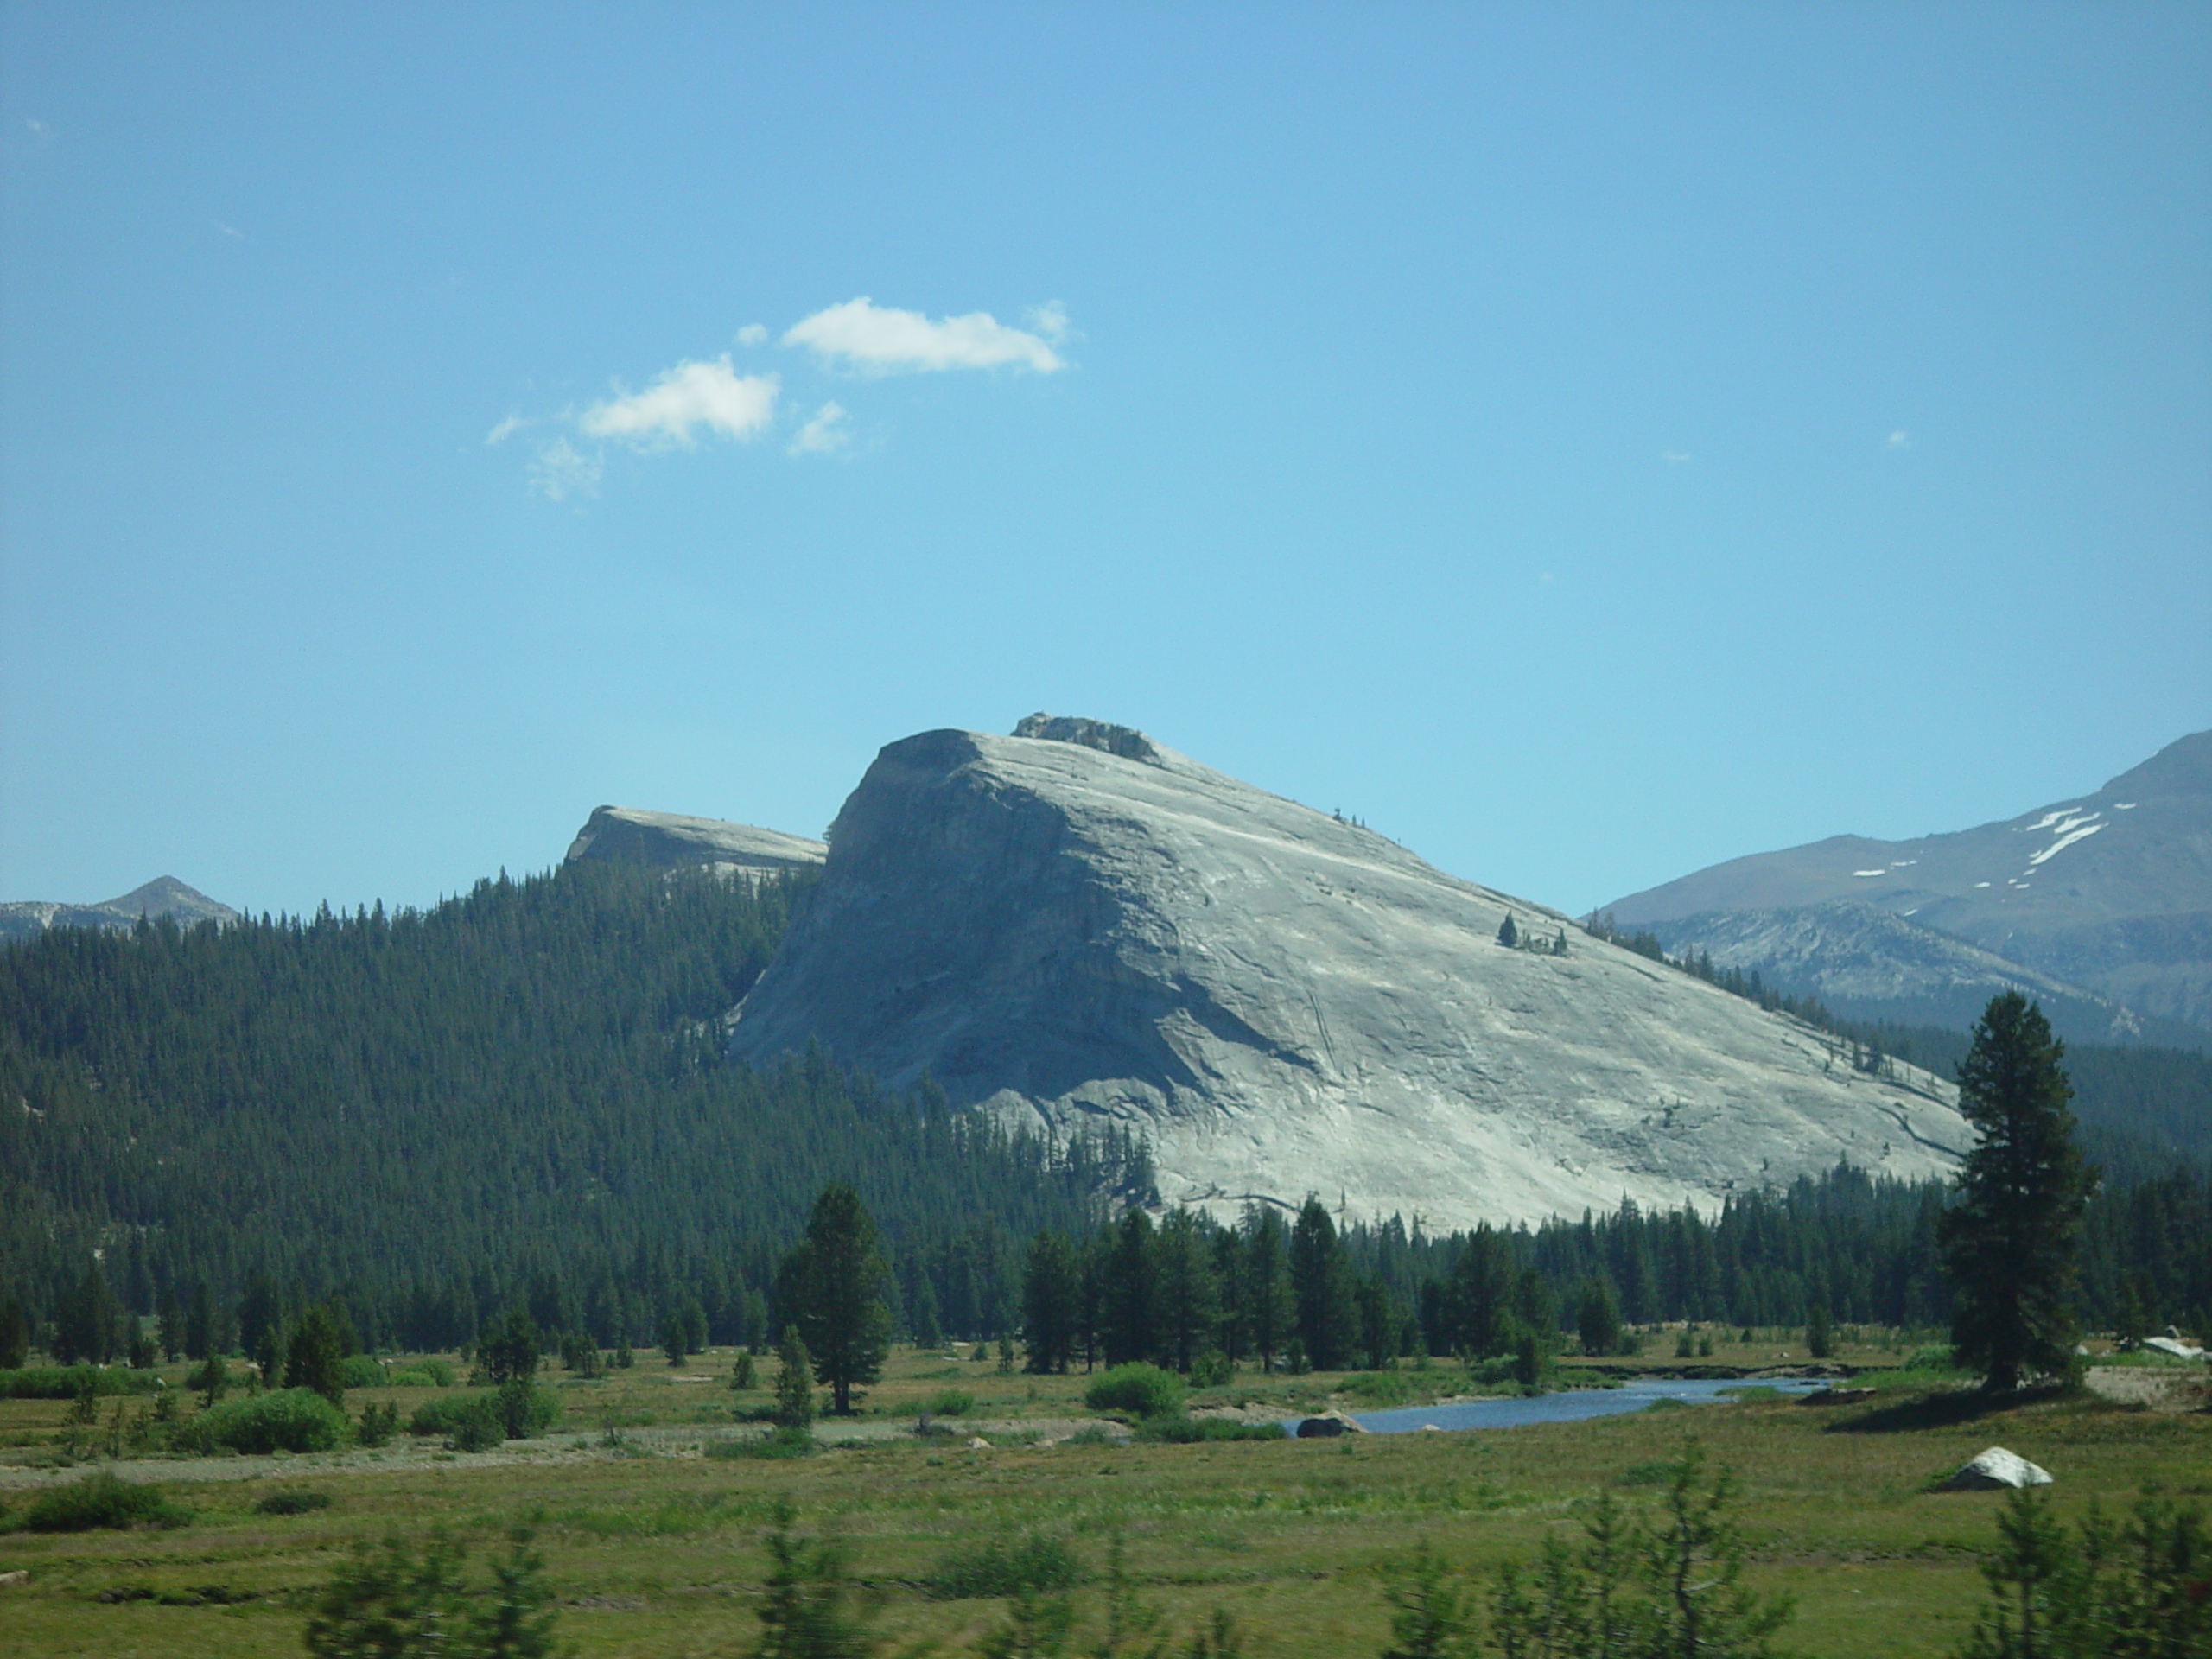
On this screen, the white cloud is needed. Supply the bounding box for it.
[485,414,532,446]
[24,117,50,145]
[581,356,779,446]
[736,324,768,346]
[1888,429,1910,448]
[1662,450,1691,464]
[783,296,1065,374]
[1025,301,1071,345]
[530,438,601,503]
[788,401,851,456]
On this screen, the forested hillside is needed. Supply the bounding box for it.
[0,862,1146,1355]
[2,860,2203,1367]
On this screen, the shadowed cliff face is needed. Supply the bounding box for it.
[728,723,1970,1230]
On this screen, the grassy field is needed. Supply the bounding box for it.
[0,1335,2205,1658]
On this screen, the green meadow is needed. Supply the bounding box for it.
[1,1337,2205,1658]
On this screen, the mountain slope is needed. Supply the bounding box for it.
[727,719,1970,1230]
[0,876,238,945]
[563,804,825,874]
[1607,731,2212,1033]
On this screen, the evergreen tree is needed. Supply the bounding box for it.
[0,1294,28,1369]
[285,1302,351,1406]
[1497,915,1519,948]
[1939,994,2096,1392]
[1020,1230,1079,1374]
[1102,1211,1159,1366]
[185,1280,215,1362]
[1289,1197,1357,1370]
[1154,1208,1220,1373]
[1240,1205,1290,1371]
[780,1184,891,1414]
[480,1307,541,1386]
[772,1326,817,1431]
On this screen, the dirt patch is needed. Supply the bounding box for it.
[2082,1366,2207,1413]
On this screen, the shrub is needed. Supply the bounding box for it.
[179,1387,351,1454]
[340,1355,385,1389]
[1900,1344,1962,1373]
[925,1533,1084,1599]
[708,1427,817,1460]
[408,1385,557,1449]
[303,1528,557,1659]
[923,1389,974,1417]
[0,1365,158,1400]
[1342,1370,1419,1407]
[254,1488,334,1516]
[18,1471,191,1533]
[357,1400,400,1447]
[1083,1363,1185,1419]
[1131,1416,1284,1444]
[1189,1351,1235,1388]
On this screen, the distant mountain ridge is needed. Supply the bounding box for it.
[1607,731,2212,1037]
[0,875,238,945]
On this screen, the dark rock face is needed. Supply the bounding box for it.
[1607,731,2212,1037]
[563,805,825,876]
[0,876,238,944]
[727,722,1967,1230]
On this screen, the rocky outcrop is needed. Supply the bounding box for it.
[0,876,238,945]
[1608,731,2212,1036]
[563,806,825,878]
[726,720,1971,1231]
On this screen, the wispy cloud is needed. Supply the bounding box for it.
[23,117,50,146]
[531,438,601,503]
[784,297,1066,374]
[217,221,246,240]
[581,356,779,446]
[1888,429,1910,448]
[486,414,532,446]
[788,401,851,456]
[1662,450,1692,464]
[736,324,768,347]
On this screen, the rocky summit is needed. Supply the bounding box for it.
[0,875,238,945]
[564,804,826,877]
[1607,730,2212,1037]
[725,718,1969,1230]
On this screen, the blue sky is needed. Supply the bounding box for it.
[3,4,2207,920]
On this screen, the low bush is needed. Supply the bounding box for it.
[1132,1416,1285,1444]
[924,1532,1084,1599]
[385,1358,455,1389]
[177,1387,351,1454]
[340,1355,385,1389]
[707,1427,817,1460]
[1341,1370,1420,1407]
[1083,1363,1185,1419]
[1900,1344,1961,1373]
[408,1384,559,1449]
[922,1389,974,1417]
[0,1365,160,1400]
[16,1471,191,1533]
[254,1488,334,1516]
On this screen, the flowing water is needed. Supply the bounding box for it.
[1338,1375,1827,1435]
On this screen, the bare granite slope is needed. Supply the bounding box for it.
[726,720,1968,1230]
[564,805,825,877]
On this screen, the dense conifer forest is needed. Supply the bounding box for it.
[1,860,2203,1367]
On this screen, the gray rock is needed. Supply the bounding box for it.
[1295,1412,1364,1437]
[727,721,1972,1231]
[1940,1447,2053,1491]
[563,805,825,877]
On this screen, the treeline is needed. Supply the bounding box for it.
[1007,1160,2212,1378]
[0,861,1146,1362]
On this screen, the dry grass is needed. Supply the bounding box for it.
[0,1337,2204,1657]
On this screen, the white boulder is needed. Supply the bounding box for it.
[1940,1447,2054,1491]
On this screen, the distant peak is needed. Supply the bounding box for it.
[1012,713,1162,766]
